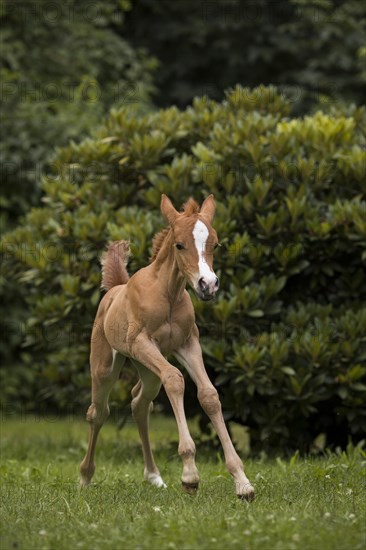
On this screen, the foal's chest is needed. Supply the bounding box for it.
[151,320,190,354]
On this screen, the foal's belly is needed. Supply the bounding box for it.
[151,322,188,355]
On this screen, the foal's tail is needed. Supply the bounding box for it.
[101,240,130,291]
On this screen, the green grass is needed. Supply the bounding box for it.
[1,415,365,550]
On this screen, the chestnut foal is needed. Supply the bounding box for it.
[80,195,254,499]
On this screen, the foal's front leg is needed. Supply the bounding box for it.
[130,338,200,493]
[174,332,255,500]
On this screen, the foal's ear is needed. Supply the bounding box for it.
[200,194,216,224]
[161,194,179,225]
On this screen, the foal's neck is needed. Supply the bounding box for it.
[151,229,186,306]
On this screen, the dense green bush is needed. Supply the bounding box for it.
[2,86,365,450]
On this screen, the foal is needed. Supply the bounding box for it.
[80,195,254,499]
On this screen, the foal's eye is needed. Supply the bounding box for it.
[175,243,185,250]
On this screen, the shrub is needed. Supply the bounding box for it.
[2,85,365,451]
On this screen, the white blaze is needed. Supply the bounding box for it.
[192,220,216,282]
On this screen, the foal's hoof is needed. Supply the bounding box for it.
[79,477,91,488]
[182,481,199,495]
[237,485,255,502]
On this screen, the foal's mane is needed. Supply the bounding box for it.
[150,198,200,262]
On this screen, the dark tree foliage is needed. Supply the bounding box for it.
[124,0,366,109]
[0,0,156,227]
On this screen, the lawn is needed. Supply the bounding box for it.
[0,414,365,550]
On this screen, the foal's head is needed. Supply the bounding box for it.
[161,194,220,301]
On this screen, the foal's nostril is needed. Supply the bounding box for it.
[215,277,219,290]
[198,277,208,293]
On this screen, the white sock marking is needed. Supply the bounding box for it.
[145,472,167,488]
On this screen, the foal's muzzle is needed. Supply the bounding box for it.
[196,276,219,301]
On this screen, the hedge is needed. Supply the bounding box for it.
[2,85,365,451]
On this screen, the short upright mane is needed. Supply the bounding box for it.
[182,198,200,216]
[150,198,200,262]
[150,228,170,262]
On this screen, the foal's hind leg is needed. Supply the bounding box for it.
[80,345,125,486]
[131,362,166,488]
